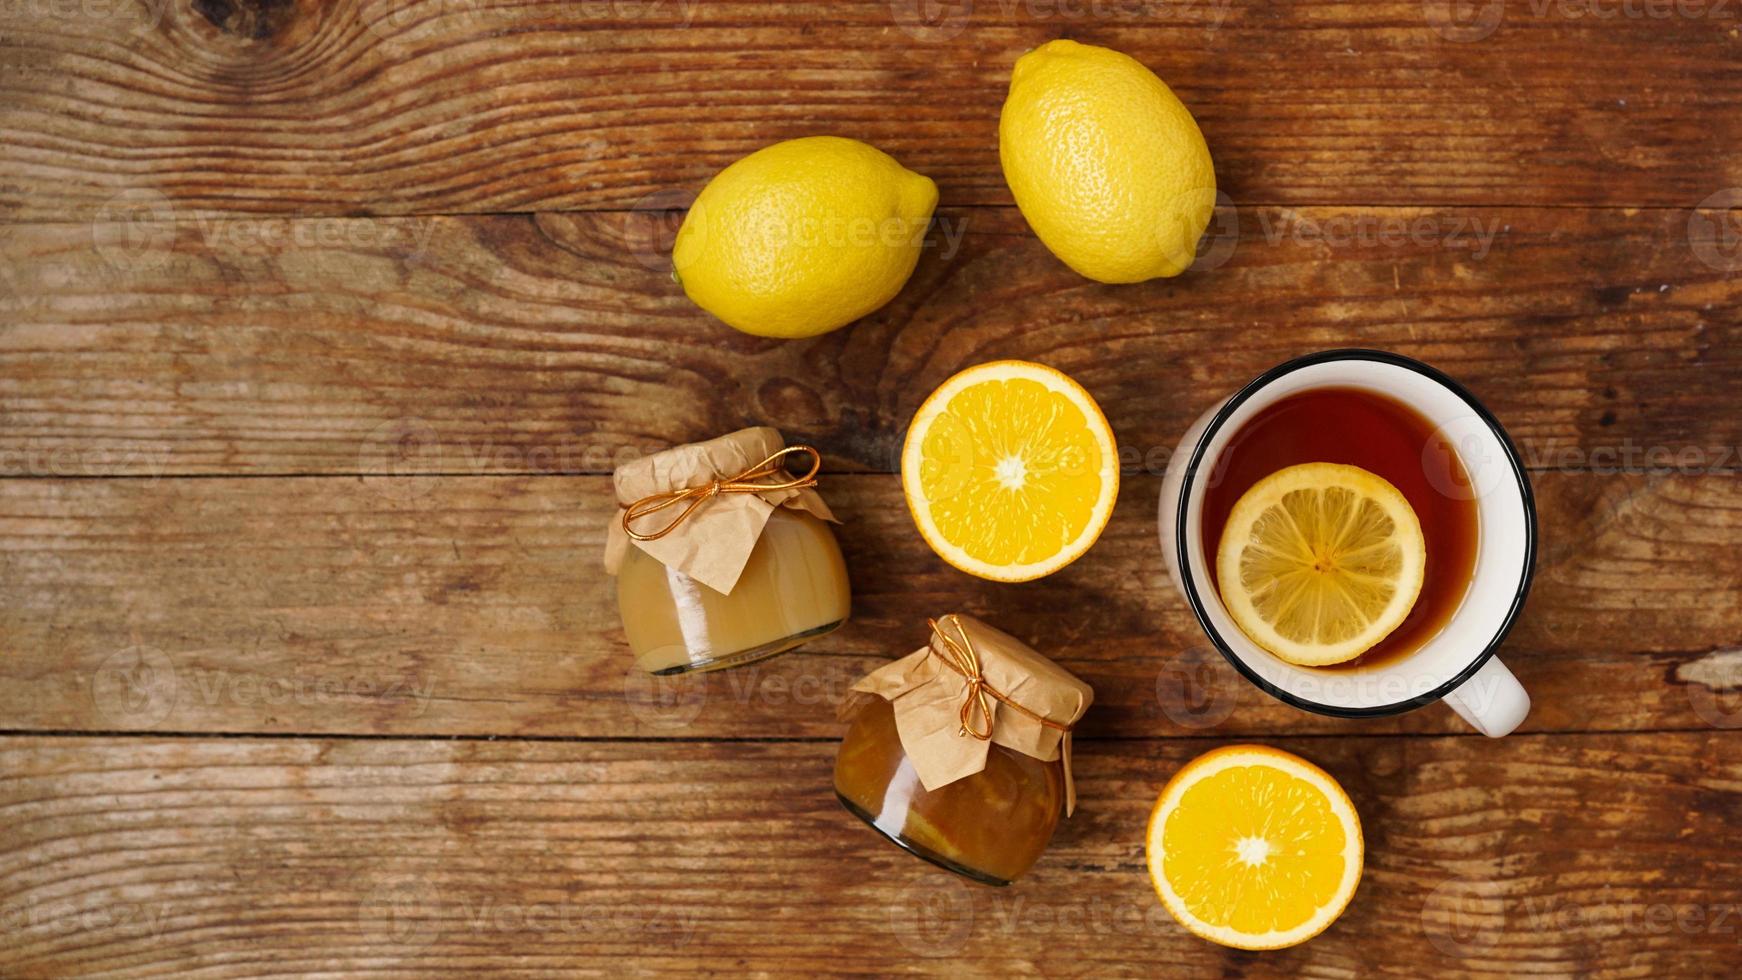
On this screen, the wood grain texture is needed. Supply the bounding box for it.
[3,2,1739,976]
[4,206,1738,477]
[3,733,1739,978]
[3,1,1741,218]
[4,472,1739,739]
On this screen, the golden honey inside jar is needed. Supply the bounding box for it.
[618,509,849,673]
[836,696,1065,884]
[605,428,850,675]
[835,615,1093,885]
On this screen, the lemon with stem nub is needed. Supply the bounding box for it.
[672,136,938,339]
[999,39,1216,283]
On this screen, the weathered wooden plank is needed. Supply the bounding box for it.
[3,472,1738,739]
[2,1,1740,218]
[3,206,1738,477]
[1,733,1737,978]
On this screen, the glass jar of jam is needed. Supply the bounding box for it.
[605,428,850,675]
[835,614,1093,885]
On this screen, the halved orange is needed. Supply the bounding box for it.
[1146,744,1363,950]
[901,361,1118,582]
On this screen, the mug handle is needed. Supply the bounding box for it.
[1443,657,1530,736]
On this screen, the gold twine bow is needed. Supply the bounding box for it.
[621,445,821,542]
[926,614,1074,741]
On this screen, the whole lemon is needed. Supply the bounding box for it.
[672,136,939,339]
[999,40,1216,283]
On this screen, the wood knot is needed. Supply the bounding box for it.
[755,378,826,426]
[193,0,296,40]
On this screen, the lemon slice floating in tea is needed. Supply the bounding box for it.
[901,360,1118,582]
[1216,462,1425,666]
[1146,744,1363,950]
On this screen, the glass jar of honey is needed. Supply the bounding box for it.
[835,614,1093,885]
[604,428,850,675]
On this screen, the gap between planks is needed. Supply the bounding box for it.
[0,466,1730,481]
[3,466,1728,483]
[0,200,1727,230]
[0,726,1730,744]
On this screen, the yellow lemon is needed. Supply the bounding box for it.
[1147,745,1363,950]
[672,136,938,339]
[999,39,1216,283]
[1216,463,1426,666]
[901,360,1118,582]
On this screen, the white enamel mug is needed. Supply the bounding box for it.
[1158,350,1536,736]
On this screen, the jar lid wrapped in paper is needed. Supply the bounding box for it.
[602,427,838,594]
[847,614,1094,815]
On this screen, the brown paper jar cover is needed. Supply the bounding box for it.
[847,614,1094,815]
[602,427,838,595]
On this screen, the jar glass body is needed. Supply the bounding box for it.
[833,695,1064,885]
[617,508,850,674]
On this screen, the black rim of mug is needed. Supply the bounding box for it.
[1172,348,1539,719]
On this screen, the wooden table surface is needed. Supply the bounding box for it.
[4,1,1741,977]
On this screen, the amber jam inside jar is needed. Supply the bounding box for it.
[834,696,1065,886]
[617,508,850,675]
